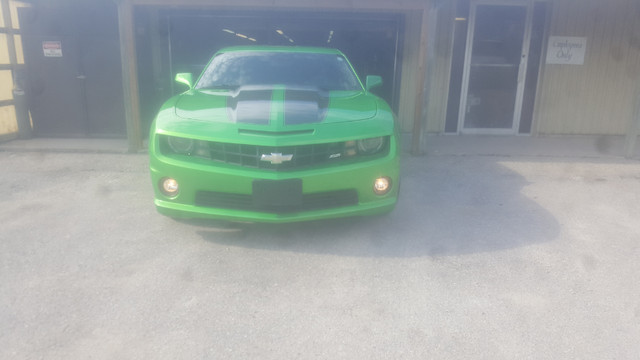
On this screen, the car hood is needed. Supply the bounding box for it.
[174,86,378,125]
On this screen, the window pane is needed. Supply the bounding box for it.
[0,105,18,133]
[464,5,526,130]
[0,70,14,100]
[0,34,10,64]
[10,1,23,29]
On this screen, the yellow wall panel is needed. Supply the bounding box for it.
[0,34,9,64]
[0,3,4,28]
[0,70,13,100]
[14,34,22,64]
[535,0,640,135]
[0,105,18,135]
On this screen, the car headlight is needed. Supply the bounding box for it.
[167,136,195,154]
[357,137,385,155]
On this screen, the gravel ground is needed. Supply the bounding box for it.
[1,150,639,359]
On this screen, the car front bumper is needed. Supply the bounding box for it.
[149,138,399,223]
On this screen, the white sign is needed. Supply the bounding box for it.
[43,41,63,57]
[546,36,587,65]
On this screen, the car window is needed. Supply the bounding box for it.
[195,51,362,91]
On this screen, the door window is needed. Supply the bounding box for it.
[462,4,527,131]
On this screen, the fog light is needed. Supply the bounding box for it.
[160,177,179,197]
[373,177,391,195]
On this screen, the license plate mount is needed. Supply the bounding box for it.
[252,179,303,208]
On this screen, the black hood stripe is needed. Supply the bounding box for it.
[226,86,329,126]
[226,89,273,125]
[284,89,329,125]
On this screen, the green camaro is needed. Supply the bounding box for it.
[149,46,400,223]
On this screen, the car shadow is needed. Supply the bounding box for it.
[191,154,561,257]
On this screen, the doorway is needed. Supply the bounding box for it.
[134,10,403,134]
[449,0,547,135]
[19,3,125,138]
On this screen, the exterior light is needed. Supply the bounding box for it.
[357,137,384,154]
[160,178,179,197]
[168,136,195,154]
[194,141,210,158]
[373,177,391,195]
[344,140,357,156]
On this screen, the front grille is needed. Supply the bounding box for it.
[159,135,390,171]
[195,189,358,213]
[207,142,346,170]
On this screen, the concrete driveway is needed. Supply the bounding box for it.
[1,139,639,359]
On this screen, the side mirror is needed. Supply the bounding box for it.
[175,73,193,89]
[365,75,383,92]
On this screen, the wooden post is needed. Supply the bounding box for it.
[116,0,143,152]
[411,6,430,156]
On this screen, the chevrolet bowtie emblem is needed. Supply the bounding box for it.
[260,153,293,164]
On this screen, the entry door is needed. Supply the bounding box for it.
[19,6,125,138]
[21,33,89,137]
[458,0,532,134]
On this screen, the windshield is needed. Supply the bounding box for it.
[195,51,362,91]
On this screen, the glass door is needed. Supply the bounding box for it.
[458,1,532,134]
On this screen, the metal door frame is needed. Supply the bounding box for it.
[457,0,534,134]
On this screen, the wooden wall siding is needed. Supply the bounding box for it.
[118,1,143,151]
[397,11,422,132]
[425,1,455,133]
[536,0,640,135]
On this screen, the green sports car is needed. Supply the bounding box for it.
[149,46,400,223]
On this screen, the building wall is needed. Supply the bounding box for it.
[396,6,446,134]
[0,0,29,139]
[425,0,455,133]
[535,0,640,135]
[397,11,422,132]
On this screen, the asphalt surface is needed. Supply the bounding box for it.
[1,149,639,359]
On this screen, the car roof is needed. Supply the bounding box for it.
[216,46,345,56]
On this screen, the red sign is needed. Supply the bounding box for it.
[42,41,63,57]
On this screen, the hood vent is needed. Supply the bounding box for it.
[238,129,314,136]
